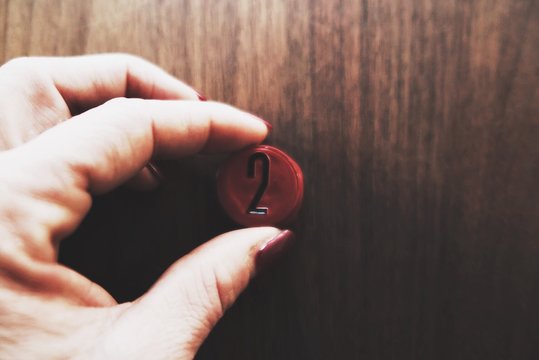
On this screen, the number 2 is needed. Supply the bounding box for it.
[246,152,270,215]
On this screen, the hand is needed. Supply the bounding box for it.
[0,54,294,359]
[0,53,203,189]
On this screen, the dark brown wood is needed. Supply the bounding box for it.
[2,0,538,359]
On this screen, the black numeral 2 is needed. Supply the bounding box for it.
[246,152,270,215]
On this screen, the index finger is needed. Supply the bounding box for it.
[13,99,269,194]
[0,99,269,263]
[1,54,203,114]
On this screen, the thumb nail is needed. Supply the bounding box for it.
[255,230,294,273]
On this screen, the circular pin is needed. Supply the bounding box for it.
[217,145,304,227]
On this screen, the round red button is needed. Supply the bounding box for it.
[217,145,304,227]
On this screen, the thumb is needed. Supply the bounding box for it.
[101,227,294,359]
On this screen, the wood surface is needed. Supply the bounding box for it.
[1,0,538,359]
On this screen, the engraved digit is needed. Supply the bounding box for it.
[246,152,270,215]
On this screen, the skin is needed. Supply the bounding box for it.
[0,54,282,359]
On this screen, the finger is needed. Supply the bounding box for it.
[16,99,268,193]
[46,53,204,109]
[0,242,116,306]
[0,54,204,115]
[103,227,294,359]
[0,54,205,165]
[124,163,163,191]
[37,53,206,189]
[0,99,268,252]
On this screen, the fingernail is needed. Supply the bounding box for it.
[146,162,165,182]
[195,90,207,101]
[254,116,273,133]
[255,230,294,273]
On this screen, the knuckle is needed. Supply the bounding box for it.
[119,52,147,65]
[106,52,151,71]
[0,57,47,93]
[196,264,239,323]
[100,97,141,120]
[102,97,143,109]
[1,56,32,71]
[205,268,227,319]
[100,98,148,130]
[0,57,40,79]
[102,96,128,108]
[111,52,142,62]
[181,266,227,328]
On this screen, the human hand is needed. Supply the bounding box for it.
[0,54,294,359]
[0,53,205,189]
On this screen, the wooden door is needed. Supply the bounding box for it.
[1,0,537,359]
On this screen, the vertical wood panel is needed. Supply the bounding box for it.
[1,0,537,358]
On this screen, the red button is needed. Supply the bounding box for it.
[217,145,304,227]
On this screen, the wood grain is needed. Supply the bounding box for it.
[1,0,538,359]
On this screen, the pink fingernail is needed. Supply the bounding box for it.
[255,116,273,132]
[195,90,207,101]
[255,230,294,273]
